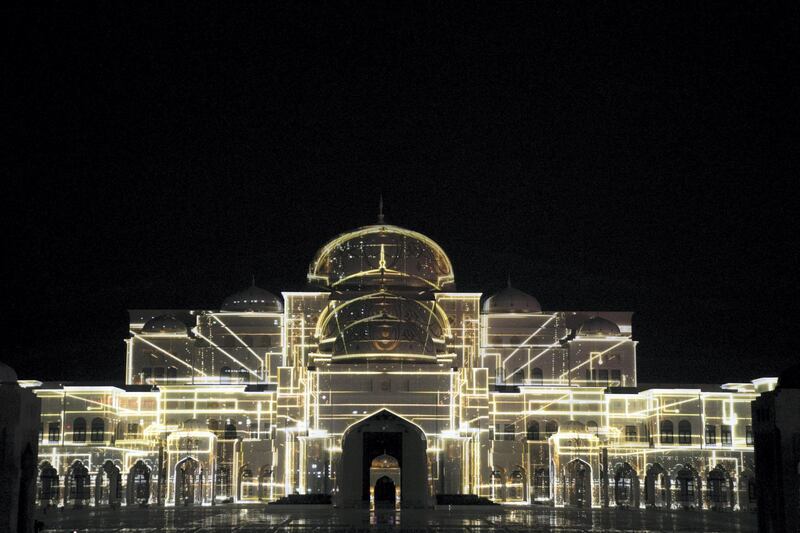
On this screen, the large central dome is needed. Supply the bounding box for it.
[308,224,455,291]
[310,223,455,363]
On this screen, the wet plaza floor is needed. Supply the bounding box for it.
[36,504,758,532]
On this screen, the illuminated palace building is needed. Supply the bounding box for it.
[28,220,776,511]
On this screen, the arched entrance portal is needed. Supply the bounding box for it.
[175,457,200,506]
[339,410,428,508]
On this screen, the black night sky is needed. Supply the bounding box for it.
[6,4,798,385]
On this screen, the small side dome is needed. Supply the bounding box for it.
[482,283,541,314]
[0,361,18,383]
[578,316,620,336]
[371,454,400,468]
[222,285,282,313]
[181,419,206,431]
[142,315,187,335]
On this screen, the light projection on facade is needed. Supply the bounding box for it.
[26,220,773,510]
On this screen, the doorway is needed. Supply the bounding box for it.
[339,410,428,508]
[374,476,396,507]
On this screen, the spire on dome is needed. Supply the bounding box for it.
[378,194,385,224]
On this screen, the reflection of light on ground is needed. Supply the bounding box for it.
[36,505,758,532]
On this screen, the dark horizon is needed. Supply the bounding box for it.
[7,3,798,385]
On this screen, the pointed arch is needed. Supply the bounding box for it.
[339,409,427,508]
[127,460,151,506]
[707,464,734,510]
[564,459,592,508]
[613,462,639,508]
[644,463,670,508]
[38,461,59,507]
[66,460,91,507]
[674,464,701,508]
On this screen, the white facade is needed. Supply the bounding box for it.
[30,222,772,510]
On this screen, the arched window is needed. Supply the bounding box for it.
[545,420,558,437]
[527,421,540,441]
[208,419,220,432]
[660,420,674,444]
[48,421,61,443]
[72,417,86,443]
[678,420,692,445]
[90,418,105,442]
[532,367,543,385]
[224,422,237,439]
[587,421,598,434]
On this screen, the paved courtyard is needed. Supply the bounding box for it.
[36,504,758,532]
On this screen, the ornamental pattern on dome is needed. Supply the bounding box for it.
[308,225,455,291]
[577,316,621,336]
[371,454,400,469]
[316,291,449,363]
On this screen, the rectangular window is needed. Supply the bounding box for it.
[625,425,637,442]
[504,423,516,441]
[745,425,753,446]
[599,369,609,383]
[48,422,61,443]
[153,367,165,379]
[705,424,717,445]
[611,369,621,385]
[721,425,732,445]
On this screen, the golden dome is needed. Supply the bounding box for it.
[308,224,455,292]
[371,454,400,468]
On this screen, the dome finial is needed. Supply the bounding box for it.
[507,273,512,288]
[251,273,256,287]
[378,194,385,224]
